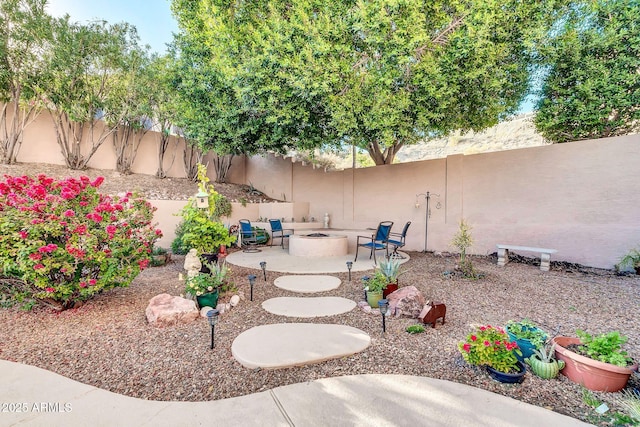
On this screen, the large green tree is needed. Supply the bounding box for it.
[534,0,640,142]
[171,0,566,165]
[0,0,51,164]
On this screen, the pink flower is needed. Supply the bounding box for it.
[91,176,104,188]
[462,343,471,352]
[479,326,486,331]
[106,225,117,237]
[155,229,162,236]
[484,340,490,347]
[45,287,55,293]
[470,335,477,342]
[29,253,42,261]
[88,279,97,286]
[138,259,149,269]
[34,264,44,270]
[19,230,28,239]
[64,209,75,217]
[79,282,87,288]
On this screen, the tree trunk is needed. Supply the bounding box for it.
[212,153,234,183]
[183,140,203,182]
[366,140,404,165]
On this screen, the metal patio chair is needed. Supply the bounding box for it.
[354,221,393,263]
[268,219,294,249]
[239,219,261,253]
[388,221,411,259]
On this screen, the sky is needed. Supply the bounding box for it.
[45,0,179,54]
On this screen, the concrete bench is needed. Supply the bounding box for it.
[496,244,558,271]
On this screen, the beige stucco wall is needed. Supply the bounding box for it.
[12,106,640,269]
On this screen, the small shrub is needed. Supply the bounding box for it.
[0,174,161,310]
[406,325,426,334]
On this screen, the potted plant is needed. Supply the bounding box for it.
[552,330,638,392]
[365,271,387,308]
[458,325,525,383]
[185,261,233,309]
[376,257,404,297]
[505,319,548,361]
[176,164,236,269]
[525,339,565,379]
[618,248,640,274]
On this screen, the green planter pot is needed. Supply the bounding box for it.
[196,291,219,309]
[525,355,565,379]
[366,290,383,308]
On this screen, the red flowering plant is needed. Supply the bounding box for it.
[0,174,162,310]
[458,325,523,373]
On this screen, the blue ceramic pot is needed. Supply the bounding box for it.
[486,360,526,384]
[506,325,547,361]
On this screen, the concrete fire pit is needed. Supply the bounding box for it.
[288,233,348,257]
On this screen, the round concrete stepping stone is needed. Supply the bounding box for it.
[274,275,341,293]
[262,297,356,318]
[232,323,371,369]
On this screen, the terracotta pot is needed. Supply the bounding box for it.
[552,336,637,392]
[383,282,398,298]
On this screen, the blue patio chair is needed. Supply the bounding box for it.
[268,219,294,249]
[239,219,261,253]
[354,221,394,263]
[388,221,411,259]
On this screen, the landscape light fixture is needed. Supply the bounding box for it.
[195,190,209,209]
[260,261,267,281]
[206,309,220,349]
[346,261,353,281]
[362,275,370,300]
[248,274,257,301]
[378,299,389,334]
[415,191,440,253]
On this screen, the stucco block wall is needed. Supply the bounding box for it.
[10,105,640,269]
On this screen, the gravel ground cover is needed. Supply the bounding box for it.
[1,251,638,425]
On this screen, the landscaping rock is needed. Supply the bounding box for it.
[230,295,240,307]
[357,301,373,314]
[387,286,425,318]
[145,294,199,327]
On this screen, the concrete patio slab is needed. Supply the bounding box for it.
[0,360,593,427]
[262,296,356,317]
[225,246,409,274]
[231,323,371,369]
[273,274,341,293]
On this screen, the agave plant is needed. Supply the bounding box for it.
[376,257,408,283]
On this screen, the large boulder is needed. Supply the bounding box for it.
[387,286,426,318]
[146,294,199,327]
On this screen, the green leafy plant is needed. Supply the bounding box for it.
[506,319,548,350]
[0,174,161,310]
[619,248,640,272]
[175,164,236,254]
[458,325,522,373]
[185,261,233,296]
[581,388,602,408]
[365,271,388,293]
[575,330,633,367]
[406,325,426,334]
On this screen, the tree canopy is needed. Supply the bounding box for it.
[534,0,640,142]
[171,0,567,164]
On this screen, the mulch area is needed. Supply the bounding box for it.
[1,250,638,425]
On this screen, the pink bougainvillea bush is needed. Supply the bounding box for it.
[0,174,162,310]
